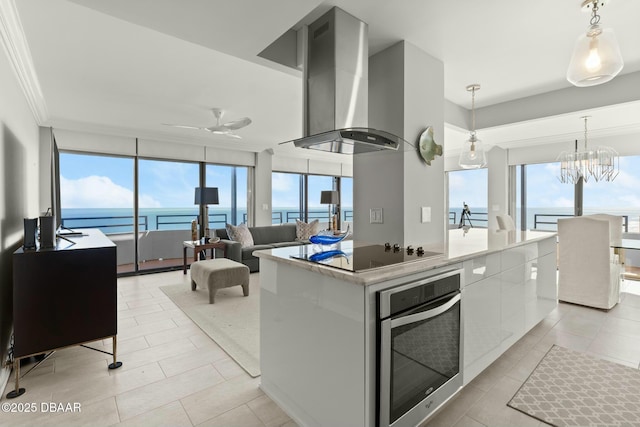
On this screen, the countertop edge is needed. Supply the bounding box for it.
[254,230,557,286]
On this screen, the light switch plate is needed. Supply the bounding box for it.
[421,206,431,223]
[262,203,269,211]
[370,208,383,224]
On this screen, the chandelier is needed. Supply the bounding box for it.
[557,116,619,184]
[458,84,487,169]
[566,0,624,87]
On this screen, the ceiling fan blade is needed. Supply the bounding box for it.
[223,117,252,130]
[225,132,242,139]
[162,123,204,130]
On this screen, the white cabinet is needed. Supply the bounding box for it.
[463,275,501,382]
[463,236,557,385]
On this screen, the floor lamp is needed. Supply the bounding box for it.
[194,187,219,240]
[320,190,339,231]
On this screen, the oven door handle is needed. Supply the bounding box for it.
[390,293,460,329]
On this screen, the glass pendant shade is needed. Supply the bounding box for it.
[458,134,486,169]
[567,24,624,87]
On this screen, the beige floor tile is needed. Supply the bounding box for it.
[213,357,247,380]
[608,302,640,322]
[451,415,487,427]
[117,303,164,321]
[109,401,192,427]
[278,421,299,427]
[552,311,605,339]
[466,376,540,427]
[188,333,223,350]
[423,384,485,427]
[525,317,558,338]
[119,290,155,303]
[247,394,291,427]
[505,348,547,383]
[159,345,229,378]
[600,315,640,339]
[116,364,224,421]
[135,308,190,325]
[114,337,197,372]
[180,374,263,425]
[116,318,177,341]
[197,404,265,427]
[583,350,639,368]
[620,292,640,308]
[587,330,640,366]
[502,333,542,361]
[533,328,592,353]
[467,353,518,393]
[144,323,203,347]
[43,396,120,427]
[51,362,166,406]
[126,296,170,309]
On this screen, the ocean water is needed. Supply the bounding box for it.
[60,207,352,234]
[62,206,640,235]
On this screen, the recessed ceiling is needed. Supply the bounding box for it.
[13,0,640,157]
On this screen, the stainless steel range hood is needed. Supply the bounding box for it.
[288,7,406,154]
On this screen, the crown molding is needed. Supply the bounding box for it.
[0,0,48,124]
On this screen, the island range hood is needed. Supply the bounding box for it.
[289,7,407,154]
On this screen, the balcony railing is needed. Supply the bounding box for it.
[533,213,629,232]
[448,211,488,227]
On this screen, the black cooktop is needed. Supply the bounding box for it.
[290,241,442,272]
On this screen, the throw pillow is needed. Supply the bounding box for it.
[225,223,254,248]
[296,219,319,241]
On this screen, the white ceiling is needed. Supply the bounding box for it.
[11,0,640,158]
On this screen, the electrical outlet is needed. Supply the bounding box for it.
[421,207,431,223]
[370,208,383,224]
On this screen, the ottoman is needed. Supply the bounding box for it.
[190,258,250,304]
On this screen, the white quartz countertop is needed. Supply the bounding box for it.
[254,228,556,286]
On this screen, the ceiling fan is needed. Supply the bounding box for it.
[164,108,252,139]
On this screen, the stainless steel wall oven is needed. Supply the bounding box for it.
[377,269,463,427]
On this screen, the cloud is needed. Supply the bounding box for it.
[272,173,296,192]
[61,175,161,208]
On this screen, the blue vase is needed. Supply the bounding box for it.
[309,225,350,245]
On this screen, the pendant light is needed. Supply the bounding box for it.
[557,116,619,184]
[567,0,623,87]
[458,84,486,169]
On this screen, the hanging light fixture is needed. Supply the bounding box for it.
[557,116,619,184]
[567,0,624,87]
[458,84,486,169]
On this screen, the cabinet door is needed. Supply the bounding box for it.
[500,264,526,351]
[463,275,501,384]
[524,252,558,330]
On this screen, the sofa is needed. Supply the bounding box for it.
[212,223,306,272]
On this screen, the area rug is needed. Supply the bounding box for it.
[508,345,640,426]
[160,273,260,377]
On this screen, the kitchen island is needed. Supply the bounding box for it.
[256,228,557,427]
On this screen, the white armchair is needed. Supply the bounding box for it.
[496,215,516,231]
[557,215,622,310]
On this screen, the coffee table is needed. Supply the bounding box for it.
[183,240,226,274]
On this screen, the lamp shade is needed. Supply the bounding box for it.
[194,187,219,205]
[567,25,623,87]
[320,190,339,204]
[458,135,486,169]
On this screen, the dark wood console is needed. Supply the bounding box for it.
[8,228,121,398]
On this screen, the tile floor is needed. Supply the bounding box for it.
[423,280,640,427]
[1,271,639,427]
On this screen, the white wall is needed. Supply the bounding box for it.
[254,149,273,226]
[357,41,445,248]
[0,39,41,387]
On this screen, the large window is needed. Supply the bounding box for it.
[272,172,304,224]
[448,169,488,228]
[271,172,350,229]
[206,164,249,226]
[59,152,135,272]
[137,159,199,271]
[519,162,574,230]
[584,155,640,232]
